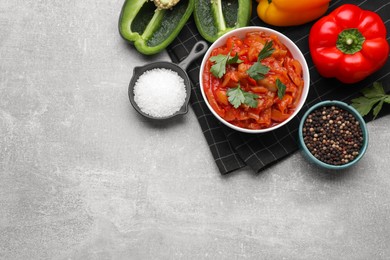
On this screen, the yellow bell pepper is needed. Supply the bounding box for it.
[256,0,330,27]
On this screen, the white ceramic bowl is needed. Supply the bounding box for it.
[199,26,310,133]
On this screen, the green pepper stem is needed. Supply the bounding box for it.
[336,28,365,55]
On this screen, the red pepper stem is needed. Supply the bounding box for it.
[336,28,365,55]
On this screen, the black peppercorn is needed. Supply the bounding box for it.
[302,106,363,165]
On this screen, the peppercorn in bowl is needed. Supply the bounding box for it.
[199,26,310,133]
[298,100,369,170]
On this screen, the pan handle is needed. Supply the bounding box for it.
[178,41,208,71]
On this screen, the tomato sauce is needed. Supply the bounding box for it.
[203,31,304,130]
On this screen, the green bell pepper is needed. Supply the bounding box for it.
[194,0,252,43]
[118,0,194,55]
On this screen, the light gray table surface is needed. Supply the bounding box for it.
[1,1,390,259]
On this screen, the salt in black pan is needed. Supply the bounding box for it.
[128,41,208,120]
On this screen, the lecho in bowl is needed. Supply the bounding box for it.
[199,26,310,133]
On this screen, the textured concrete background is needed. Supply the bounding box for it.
[1,0,390,259]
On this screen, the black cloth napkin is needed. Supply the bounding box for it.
[167,0,390,174]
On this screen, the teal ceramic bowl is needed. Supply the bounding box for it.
[298,100,368,170]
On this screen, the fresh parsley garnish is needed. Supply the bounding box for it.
[257,41,274,61]
[244,91,259,108]
[351,81,390,119]
[209,55,228,78]
[228,53,241,65]
[247,41,274,80]
[276,78,286,99]
[209,50,242,78]
[247,63,270,81]
[227,84,259,108]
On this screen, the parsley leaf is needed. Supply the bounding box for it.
[350,96,381,117]
[247,62,270,80]
[227,86,245,108]
[351,82,390,119]
[257,41,274,61]
[228,53,242,65]
[210,54,228,78]
[209,50,242,78]
[361,81,385,98]
[247,41,274,80]
[244,92,259,108]
[227,84,259,108]
[373,100,384,118]
[276,78,286,100]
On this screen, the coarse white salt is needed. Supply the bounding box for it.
[134,68,187,118]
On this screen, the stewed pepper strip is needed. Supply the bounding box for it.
[194,0,252,43]
[118,0,194,55]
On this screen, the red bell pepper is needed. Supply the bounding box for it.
[309,4,389,84]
